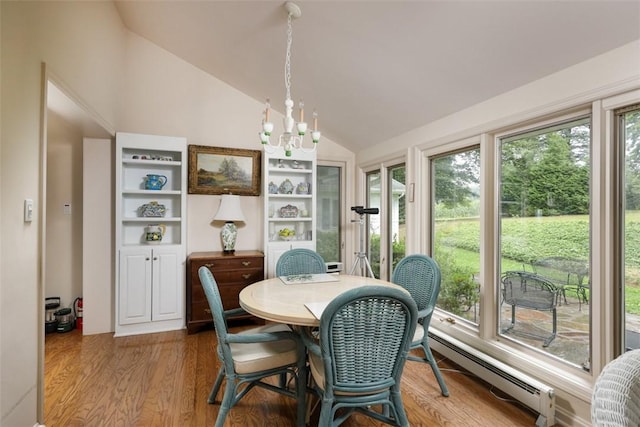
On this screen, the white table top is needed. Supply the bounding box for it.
[239,274,406,326]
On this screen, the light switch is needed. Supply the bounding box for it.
[64,203,72,215]
[24,199,34,222]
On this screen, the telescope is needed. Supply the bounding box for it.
[351,206,379,215]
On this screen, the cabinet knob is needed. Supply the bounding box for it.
[242,261,251,267]
[204,308,211,314]
[204,263,215,268]
[153,257,158,261]
[146,257,150,261]
[242,273,251,279]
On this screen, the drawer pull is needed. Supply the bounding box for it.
[204,308,211,314]
[204,263,215,268]
[242,273,251,279]
[242,261,251,266]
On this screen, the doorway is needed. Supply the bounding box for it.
[40,70,114,423]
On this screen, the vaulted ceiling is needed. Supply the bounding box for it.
[113,1,640,153]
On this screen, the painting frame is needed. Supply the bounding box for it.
[188,145,261,196]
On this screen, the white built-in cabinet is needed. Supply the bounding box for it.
[115,132,187,336]
[263,147,316,277]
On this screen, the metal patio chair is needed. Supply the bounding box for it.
[501,270,558,347]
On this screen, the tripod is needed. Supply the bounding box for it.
[349,212,375,277]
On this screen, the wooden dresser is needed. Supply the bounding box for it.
[186,250,264,334]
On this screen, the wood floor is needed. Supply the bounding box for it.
[45,326,537,426]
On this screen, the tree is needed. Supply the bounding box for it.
[500,122,590,217]
[433,149,480,209]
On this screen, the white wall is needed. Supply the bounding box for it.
[359,40,640,163]
[116,31,350,255]
[0,3,350,425]
[46,111,84,309]
[355,39,640,426]
[6,1,636,425]
[82,138,114,336]
[1,2,125,425]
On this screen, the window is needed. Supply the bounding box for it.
[362,163,406,280]
[432,148,481,324]
[388,165,406,271]
[364,170,381,278]
[618,105,640,352]
[498,116,591,369]
[316,164,343,264]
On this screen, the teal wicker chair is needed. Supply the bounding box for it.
[302,285,418,426]
[198,267,307,427]
[276,248,326,276]
[391,254,450,397]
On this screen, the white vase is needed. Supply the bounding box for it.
[221,222,237,253]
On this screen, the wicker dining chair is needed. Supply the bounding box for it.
[276,248,326,276]
[592,349,640,426]
[391,254,450,397]
[302,285,418,426]
[198,267,307,427]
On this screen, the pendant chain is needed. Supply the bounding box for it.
[284,13,293,101]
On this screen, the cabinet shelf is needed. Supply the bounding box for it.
[268,218,312,222]
[123,159,182,167]
[122,217,182,223]
[268,167,312,174]
[267,194,312,199]
[122,189,182,196]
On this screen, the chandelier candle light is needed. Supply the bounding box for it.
[259,1,320,157]
[214,194,246,253]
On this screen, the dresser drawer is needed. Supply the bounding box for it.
[186,251,264,334]
[193,256,263,272]
[191,279,256,303]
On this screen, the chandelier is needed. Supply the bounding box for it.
[259,1,320,157]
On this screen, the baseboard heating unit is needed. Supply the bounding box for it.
[429,330,555,427]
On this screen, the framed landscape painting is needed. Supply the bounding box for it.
[188,145,261,196]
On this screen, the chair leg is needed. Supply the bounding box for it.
[318,398,334,427]
[214,379,236,427]
[421,341,450,397]
[208,367,225,404]
[295,362,308,427]
[390,389,410,426]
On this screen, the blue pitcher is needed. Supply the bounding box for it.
[145,174,167,190]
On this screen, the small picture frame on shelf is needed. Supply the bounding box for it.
[188,145,261,196]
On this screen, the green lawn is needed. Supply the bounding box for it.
[435,213,640,315]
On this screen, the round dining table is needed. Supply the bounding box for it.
[239,274,407,327]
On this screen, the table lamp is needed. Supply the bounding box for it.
[214,194,245,253]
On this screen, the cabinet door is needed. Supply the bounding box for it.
[119,248,152,325]
[152,247,183,321]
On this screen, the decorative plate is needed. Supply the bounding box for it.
[278,179,294,194]
[279,204,299,218]
[138,201,166,217]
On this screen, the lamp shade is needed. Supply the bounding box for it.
[214,194,245,223]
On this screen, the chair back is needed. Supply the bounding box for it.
[502,271,557,310]
[276,248,326,276]
[391,254,441,315]
[198,267,233,365]
[592,349,640,425]
[318,285,417,395]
